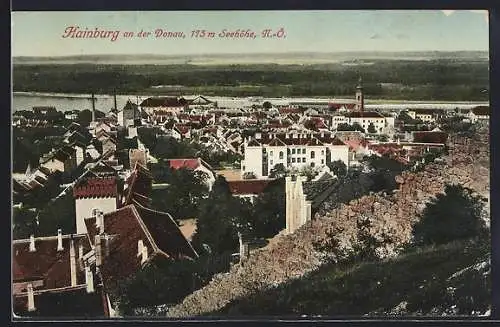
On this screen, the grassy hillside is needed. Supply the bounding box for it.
[209,237,490,317]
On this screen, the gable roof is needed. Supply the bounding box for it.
[140,97,188,108]
[84,203,198,295]
[124,163,153,207]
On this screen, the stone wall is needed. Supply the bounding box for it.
[166,131,489,318]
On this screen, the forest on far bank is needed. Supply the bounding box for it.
[13,59,489,101]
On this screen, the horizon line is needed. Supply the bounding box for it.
[13,50,490,59]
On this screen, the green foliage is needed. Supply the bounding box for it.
[337,123,365,133]
[116,254,232,315]
[367,123,377,134]
[362,154,408,192]
[252,178,286,238]
[211,237,490,316]
[193,176,252,254]
[242,172,256,180]
[13,60,489,100]
[150,166,209,220]
[269,163,287,179]
[412,184,486,246]
[327,160,347,178]
[13,207,37,239]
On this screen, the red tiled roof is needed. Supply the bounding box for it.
[85,204,197,295]
[174,124,190,135]
[169,158,200,170]
[73,177,118,199]
[13,235,91,290]
[227,180,272,195]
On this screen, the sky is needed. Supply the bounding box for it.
[11,10,489,57]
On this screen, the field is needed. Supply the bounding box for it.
[13,52,489,101]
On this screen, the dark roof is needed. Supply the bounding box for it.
[73,177,118,199]
[13,235,91,289]
[227,180,272,195]
[140,97,187,108]
[411,108,441,115]
[124,163,153,207]
[412,131,448,144]
[248,133,346,147]
[471,106,489,116]
[123,100,138,111]
[84,204,197,295]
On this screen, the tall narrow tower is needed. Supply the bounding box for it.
[355,76,364,112]
[113,89,117,111]
[91,92,96,121]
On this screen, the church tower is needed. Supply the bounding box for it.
[355,76,364,112]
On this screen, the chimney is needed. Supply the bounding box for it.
[141,244,148,264]
[113,89,117,111]
[70,239,77,287]
[95,235,102,267]
[57,229,63,251]
[29,235,36,252]
[27,283,35,312]
[78,243,84,268]
[96,211,104,235]
[85,266,94,293]
[137,239,144,257]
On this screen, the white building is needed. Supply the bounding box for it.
[344,111,387,134]
[242,131,349,179]
[467,106,489,123]
[73,177,119,235]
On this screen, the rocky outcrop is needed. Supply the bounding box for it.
[166,131,489,318]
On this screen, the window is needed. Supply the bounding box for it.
[279,151,284,159]
[302,149,306,154]
[270,160,273,165]
[270,151,273,156]
[311,151,315,159]
[311,162,315,167]
[292,158,296,163]
[321,150,324,155]
[302,158,306,163]
[321,159,324,164]
[292,149,296,154]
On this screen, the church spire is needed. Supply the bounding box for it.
[355,76,364,112]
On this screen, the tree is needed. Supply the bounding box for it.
[252,178,286,238]
[367,123,377,134]
[269,163,287,179]
[412,184,486,246]
[242,172,256,180]
[327,160,347,178]
[193,176,252,254]
[36,192,76,237]
[13,207,38,239]
[150,167,209,220]
[262,101,273,109]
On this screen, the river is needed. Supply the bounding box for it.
[12,92,488,113]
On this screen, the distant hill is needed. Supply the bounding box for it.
[13,51,489,65]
